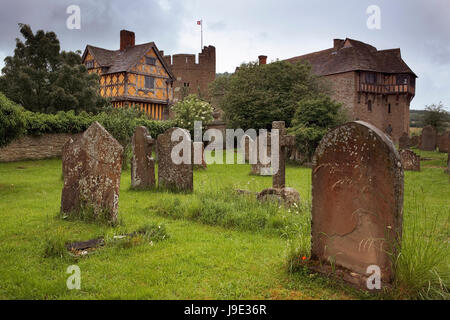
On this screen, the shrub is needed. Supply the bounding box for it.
[288,95,347,161]
[0,92,26,147]
[171,94,213,133]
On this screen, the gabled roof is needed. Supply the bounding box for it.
[285,38,417,77]
[81,42,175,80]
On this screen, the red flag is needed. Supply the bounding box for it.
[197,20,201,25]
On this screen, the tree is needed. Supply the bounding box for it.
[0,92,26,147]
[209,60,326,130]
[422,102,449,132]
[0,24,108,114]
[288,94,347,161]
[171,94,214,133]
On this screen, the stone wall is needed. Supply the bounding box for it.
[0,133,81,162]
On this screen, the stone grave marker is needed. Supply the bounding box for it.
[311,121,403,287]
[398,132,409,150]
[157,127,193,192]
[61,122,123,222]
[399,149,420,171]
[131,126,155,189]
[437,131,450,153]
[420,125,437,151]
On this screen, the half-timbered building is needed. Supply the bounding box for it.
[81,30,175,120]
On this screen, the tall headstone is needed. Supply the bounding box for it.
[420,125,437,151]
[399,149,420,171]
[311,121,403,286]
[131,126,155,189]
[193,141,207,169]
[157,127,193,192]
[61,122,123,222]
[272,121,295,189]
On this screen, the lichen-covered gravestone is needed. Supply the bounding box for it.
[157,127,193,192]
[399,149,420,171]
[61,122,123,222]
[131,126,155,189]
[420,125,437,151]
[311,121,403,287]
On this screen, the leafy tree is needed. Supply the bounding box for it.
[171,94,214,133]
[0,24,108,114]
[288,94,347,161]
[422,102,449,132]
[0,92,26,147]
[209,60,325,130]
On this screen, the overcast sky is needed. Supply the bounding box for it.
[0,0,448,110]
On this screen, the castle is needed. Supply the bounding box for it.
[282,38,417,142]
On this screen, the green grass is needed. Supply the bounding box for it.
[0,150,448,300]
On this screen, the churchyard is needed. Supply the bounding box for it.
[0,125,448,299]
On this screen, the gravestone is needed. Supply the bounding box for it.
[398,133,409,150]
[272,121,296,189]
[258,121,300,207]
[420,125,437,151]
[409,135,419,148]
[240,134,257,163]
[399,149,420,171]
[311,121,403,287]
[437,131,450,153]
[131,126,155,189]
[61,122,123,222]
[157,127,193,192]
[193,142,207,169]
[251,133,272,175]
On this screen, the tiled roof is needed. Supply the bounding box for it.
[82,42,175,79]
[285,38,417,77]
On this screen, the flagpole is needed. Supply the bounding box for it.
[201,19,203,51]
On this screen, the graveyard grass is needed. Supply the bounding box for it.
[0,150,448,300]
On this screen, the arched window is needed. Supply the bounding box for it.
[368,100,372,112]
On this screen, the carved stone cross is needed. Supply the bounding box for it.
[272,121,295,189]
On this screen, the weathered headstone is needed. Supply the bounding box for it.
[399,149,420,171]
[311,121,403,287]
[420,125,437,151]
[240,134,256,163]
[131,126,155,189]
[193,142,207,169]
[157,127,193,192]
[61,122,123,222]
[398,132,409,150]
[272,121,296,189]
[437,131,450,153]
[251,133,272,175]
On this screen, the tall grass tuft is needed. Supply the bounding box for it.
[392,194,449,299]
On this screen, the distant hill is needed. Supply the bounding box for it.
[410,109,450,129]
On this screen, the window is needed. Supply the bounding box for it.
[144,76,154,89]
[388,103,391,114]
[145,57,156,65]
[365,72,377,84]
[368,100,372,112]
[86,61,94,69]
[396,74,409,85]
[184,82,190,87]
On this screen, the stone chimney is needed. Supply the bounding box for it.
[333,39,344,50]
[120,30,135,51]
[258,55,267,65]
